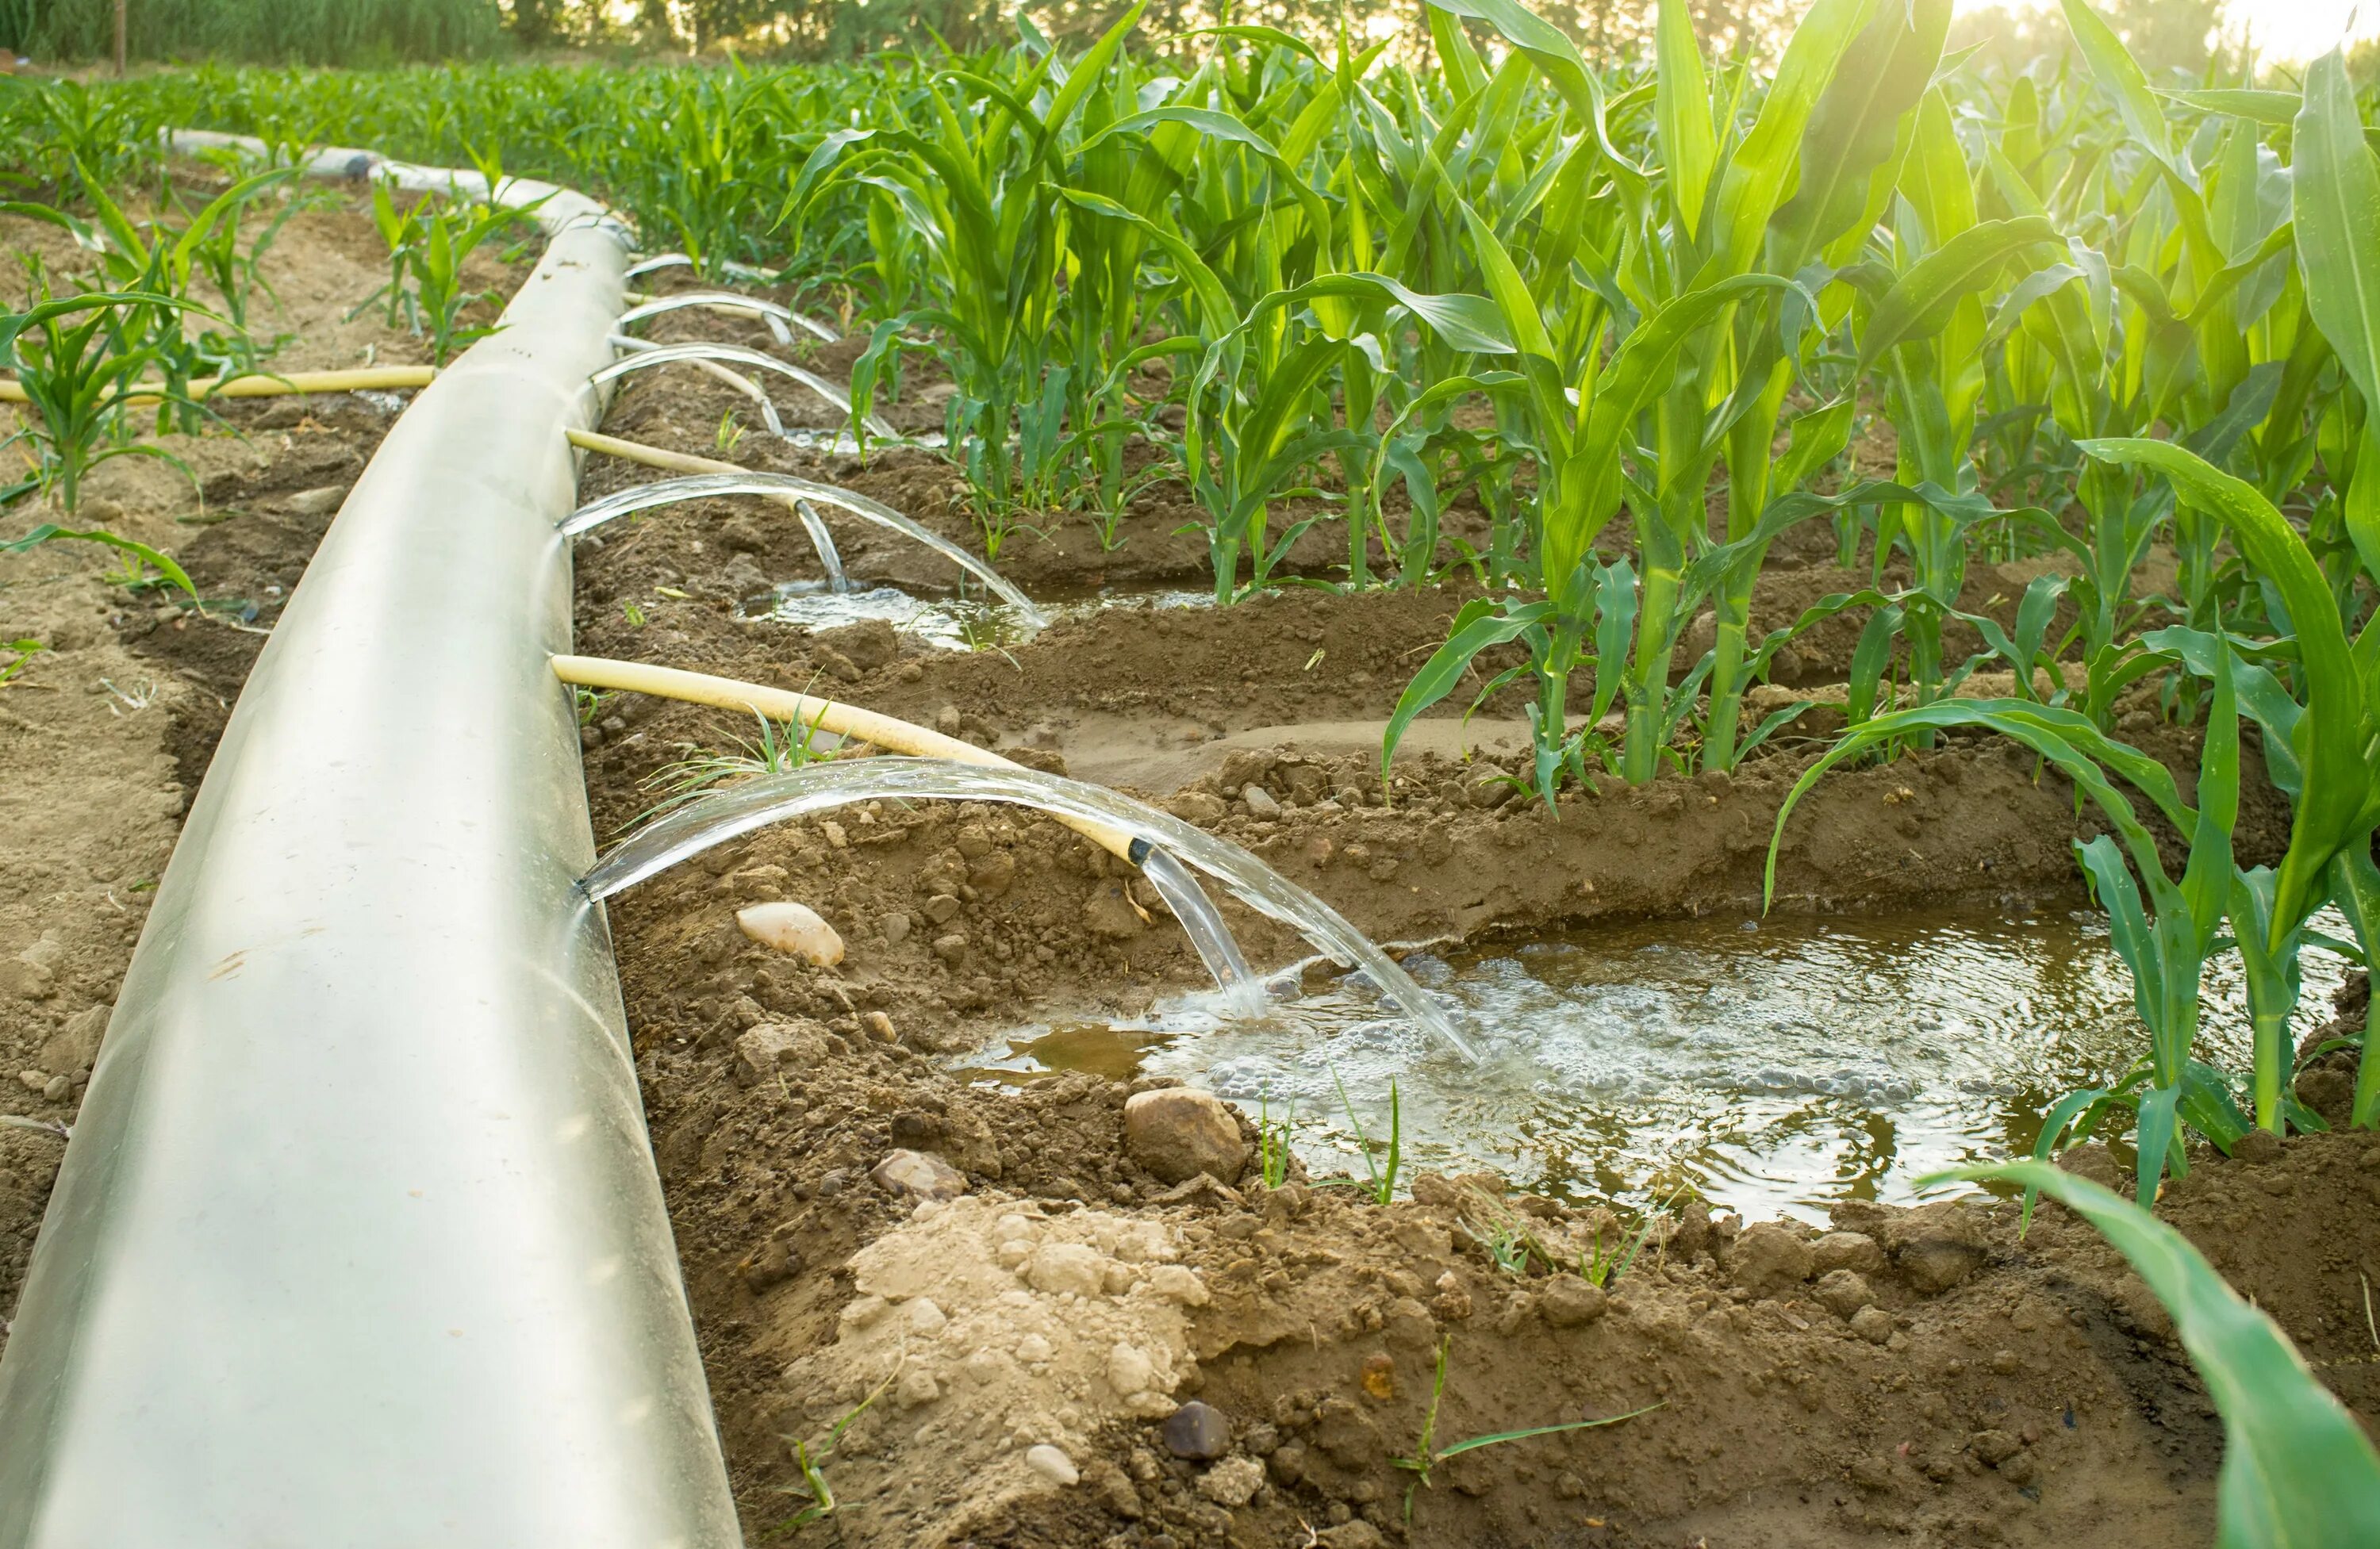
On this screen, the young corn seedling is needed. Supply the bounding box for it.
[1392,1336,1659,1524]
[2,280,209,514]
[771,1358,900,1535]
[1255,1089,1296,1189]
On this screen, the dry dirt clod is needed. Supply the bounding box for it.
[1850,1306,1894,1344]
[1123,1087,1248,1185]
[1197,1455,1265,1507]
[1162,1399,1231,1460]
[1810,1229,1886,1278]
[1727,1221,1814,1299]
[1887,1202,1991,1294]
[1812,1268,1875,1319]
[870,1148,969,1201]
[1538,1274,1608,1328]
[735,900,844,965]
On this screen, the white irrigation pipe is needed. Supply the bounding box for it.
[0,135,739,1547]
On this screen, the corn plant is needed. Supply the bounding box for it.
[1392,1337,1658,1524]
[356,178,532,365]
[2,279,209,513]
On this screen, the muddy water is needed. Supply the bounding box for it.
[965,904,2355,1223]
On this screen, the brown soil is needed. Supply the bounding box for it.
[567,297,2372,1544]
[0,171,532,1338]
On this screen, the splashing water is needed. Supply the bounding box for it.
[582,757,1478,1061]
[590,340,896,441]
[976,905,2355,1221]
[1134,842,1265,1018]
[791,500,850,594]
[563,471,1044,624]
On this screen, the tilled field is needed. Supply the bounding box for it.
[554,286,2377,1547]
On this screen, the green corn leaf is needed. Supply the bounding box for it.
[2060,0,2176,175]
[1859,217,2060,366]
[1710,0,1875,269]
[1423,0,1599,130]
[2291,48,2380,455]
[1926,1160,2380,1547]
[3,523,195,597]
[1770,0,1950,272]
[1654,0,1716,242]
[2078,439,2378,937]
[2164,89,2300,127]
[1383,599,1551,779]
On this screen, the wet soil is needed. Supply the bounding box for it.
[569,288,2371,1544]
[0,172,530,1340]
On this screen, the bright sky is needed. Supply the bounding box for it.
[1956,0,2380,63]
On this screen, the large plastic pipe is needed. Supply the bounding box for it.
[0,145,740,1543]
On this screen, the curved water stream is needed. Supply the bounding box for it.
[565,471,1042,622]
[591,340,896,441]
[583,758,1480,1061]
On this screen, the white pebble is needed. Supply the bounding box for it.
[1024,1444,1079,1486]
[735,901,843,966]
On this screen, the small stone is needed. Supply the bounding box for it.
[1317,1523,1387,1549]
[881,911,912,944]
[17,1070,47,1092]
[1197,1455,1265,1508]
[733,1021,829,1084]
[1123,1087,1249,1184]
[1024,1444,1079,1486]
[1539,1275,1608,1328]
[1162,1400,1231,1460]
[42,1074,70,1102]
[1991,1348,2020,1375]
[1026,1241,1108,1296]
[284,481,352,516]
[869,1148,968,1201]
[862,1010,896,1043]
[1849,1306,1894,1344]
[896,1369,941,1409]
[1813,1269,1875,1319]
[1810,1231,1887,1278]
[1242,784,1283,820]
[1016,1334,1055,1363]
[736,901,844,966]
[820,821,848,849]
[923,895,962,925]
[1360,1352,1395,1400]
[1728,1222,1814,1298]
[932,934,968,963]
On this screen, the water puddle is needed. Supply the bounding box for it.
[739,578,1215,651]
[959,904,2356,1221]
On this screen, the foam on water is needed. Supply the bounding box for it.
[964,904,2357,1222]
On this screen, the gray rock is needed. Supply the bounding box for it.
[880,911,911,945]
[1162,1399,1231,1460]
[1242,784,1283,820]
[869,1148,968,1200]
[1124,1088,1248,1184]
